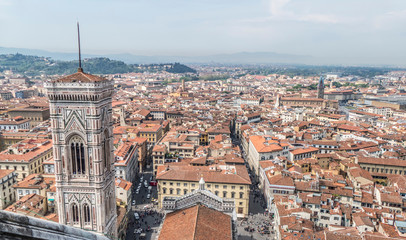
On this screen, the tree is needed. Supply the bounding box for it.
[307,83,318,90]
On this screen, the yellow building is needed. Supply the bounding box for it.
[169,91,192,98]
[356,156,406,183]
[200,132,209,146]
[137,123,163,148]
[0,169,17,209]
[295,158,317,173]
[0,139,52,180]
[156,164,251,218]
[152,144,167,176]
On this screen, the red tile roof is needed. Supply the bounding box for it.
[52,71,106,83]
[158,204,232,240]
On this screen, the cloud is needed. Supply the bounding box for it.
[373,9,406,29]
[0,0,12,6]
[267,0,338,24]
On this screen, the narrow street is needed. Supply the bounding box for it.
[125,168,162,240]
[233,135,275,240]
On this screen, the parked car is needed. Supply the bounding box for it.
[149,181,157,186]
[132,200,136,205]
[147,194,151,199]
[134,212,140,220]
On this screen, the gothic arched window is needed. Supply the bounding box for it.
[69,135,86,175]
[83,203,91,224]
[72,203,79,224]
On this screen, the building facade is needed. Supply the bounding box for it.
[156,164,251,218]
[0,169,17,209]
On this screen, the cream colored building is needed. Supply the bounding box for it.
[0,169,17,209]
[115,178,132,212]
[0,138,52,181]
[156,164,251,218]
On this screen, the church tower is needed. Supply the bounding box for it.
[44,24,117,238]
[317,75,325,99]
[181,78,185,91]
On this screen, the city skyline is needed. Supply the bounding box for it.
[1,0,406,65]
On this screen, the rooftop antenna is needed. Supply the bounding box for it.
[77,21,83,73]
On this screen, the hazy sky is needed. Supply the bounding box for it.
[1,0,406,64]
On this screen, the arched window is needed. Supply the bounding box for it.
[103,130,110,171]
[163,188,167,194]
[69,136,85,175]
[176,189,181,195]
[72,203,79,224]
[83,204,91,224]
[184,189,187,195]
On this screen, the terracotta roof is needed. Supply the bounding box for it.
[13,174,55,190]
[158,204,232,240]
[358,156,406,167]
[115,178,132,191]
[0,139,52,163]
[281,97,324,102]
[379,223,401,238]
[267,174,294,187]
[249,135,283,153]
[52,71,106,83]
[0,169,15,179]
[153,144,167,152]
[156,164,251,185]
[348,167,373,182]
[290,147,319,155]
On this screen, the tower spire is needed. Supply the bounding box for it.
[77,22,83,73]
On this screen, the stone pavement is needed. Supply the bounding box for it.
[237,212,275,240]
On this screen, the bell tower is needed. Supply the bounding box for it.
[44,23,117,238]
[317,75,325,99]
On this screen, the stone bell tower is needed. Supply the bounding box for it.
[44,23,117,238]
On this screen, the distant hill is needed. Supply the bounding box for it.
[0,53,196,76]
[0,46,312,64]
